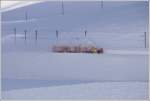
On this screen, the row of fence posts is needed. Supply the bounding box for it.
[61,0,104,15]
[13,28,147,48]
[23,0,104,19]
[14,28,88,40]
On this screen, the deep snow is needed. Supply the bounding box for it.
[2,1,148,39]
[2,82,148,99]
[2,52,148,81]
[1,1,149,100]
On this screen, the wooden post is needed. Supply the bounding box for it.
[14,28,17,44]
[25,11,28,21]
[0,0,3,10]
[24,30,27,40]
[144,32,146,48]
[85,30,87,37]
[14,28,16,41]
[56,30,59,39]
[0,0,1,8]
[35,30,38,40]
[101,0,103,8]
[61,0,64,15]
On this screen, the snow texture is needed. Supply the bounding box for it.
[2,82,148,99]
[1,1,149,100]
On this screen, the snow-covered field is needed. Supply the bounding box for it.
[2,82,148,99]
[2,52,148,81]
[2,50,149,99]
[1,1,149,100]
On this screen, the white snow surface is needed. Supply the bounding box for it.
[1,1,44,12]
[2,82,148,99]
[1,1,149,100]
[2,52,148,81]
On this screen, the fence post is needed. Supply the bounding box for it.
[144,32,146,48]
[25,11,28,21]
[101,0,103,8]
[35,30,38,40]
[61,0,64,15]
[56,30,59,39]
[24,30,27,40]
[14,28,17,45]
[14,28,16,41]
[85,30,87,37]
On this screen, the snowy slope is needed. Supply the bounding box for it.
[1,1,149,49]
[1,1,43,12]
[1,0,149,84]
[2,1,148,32]
[2,82,148,99]
[1,1,149,99]
[2,52,148,81]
